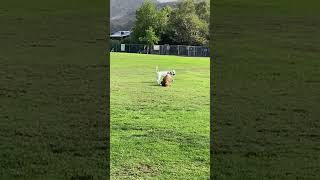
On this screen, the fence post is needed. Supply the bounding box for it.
[113,43,208,57]
[187,46,189,56]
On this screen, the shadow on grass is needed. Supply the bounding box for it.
[141,81,160,87]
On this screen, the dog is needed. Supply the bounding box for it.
[156,66,175,85]
[161,74,173,87]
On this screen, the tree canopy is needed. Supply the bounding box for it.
[131,0,210,46]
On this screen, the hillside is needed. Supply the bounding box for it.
[110,0,180,32]
[110,0,147,18]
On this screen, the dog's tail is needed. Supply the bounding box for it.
[156,66,158,72]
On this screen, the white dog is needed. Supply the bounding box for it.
[156,66,176,85]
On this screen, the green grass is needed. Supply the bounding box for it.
[0,1,108,179]
[212,0,320,179]
[110,53,210,179]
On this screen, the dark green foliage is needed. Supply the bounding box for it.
[167,0,209,46]
[132,0,159,43]
[139,27,159,45]
[196,0,210,23]
[131,0,210,46]
[138,27,160,53]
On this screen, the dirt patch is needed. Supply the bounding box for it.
[137,164,153,174]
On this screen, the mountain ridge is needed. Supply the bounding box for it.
[110,0,180,32]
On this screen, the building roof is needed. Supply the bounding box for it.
[110,31,131,38]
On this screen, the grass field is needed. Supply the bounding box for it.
[110,52,210,179]
[0,1,108,179]
[212,0,320,179]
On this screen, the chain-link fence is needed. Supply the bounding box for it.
[110,43,210,57]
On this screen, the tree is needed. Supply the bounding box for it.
[195,0,210,23]
[157,6,172,44]
[138,27,159,53]
[131,0,210,46]
[195,0,210,46]
[167,0,208,46]
[132,0,159,43]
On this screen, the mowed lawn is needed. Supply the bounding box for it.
[110,53,210,179]
[212,0,320,179]
[0,1,108,179]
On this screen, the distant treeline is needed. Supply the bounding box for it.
[122,0,210,46]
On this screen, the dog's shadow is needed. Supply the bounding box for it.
[141,81,160,87]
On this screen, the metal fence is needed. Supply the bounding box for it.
[110,43,210,57]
